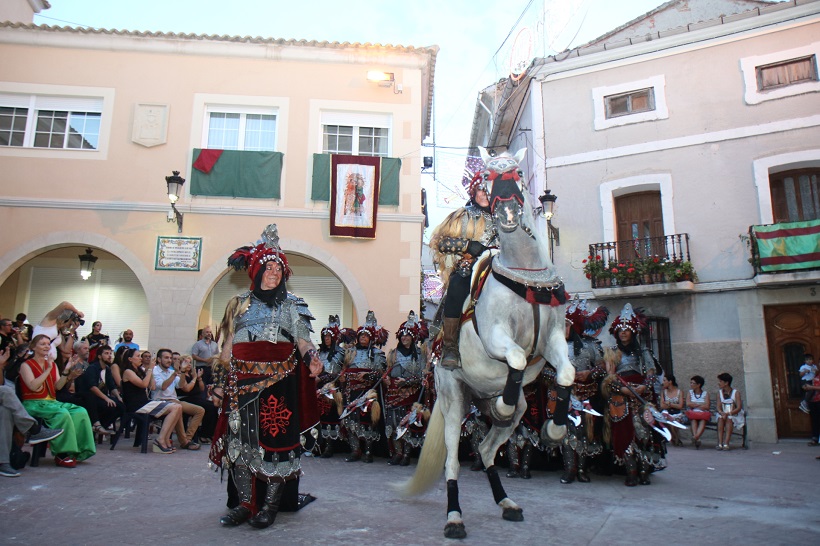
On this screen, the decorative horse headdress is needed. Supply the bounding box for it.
[395,310,430,344]
[356,310,389,347]
[566,299,610,337]
[608,303,647,335]
[227,224,292,290]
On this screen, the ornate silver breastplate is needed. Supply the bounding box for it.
[320,347,343,375]
[393,351,423,379]
[617,352,643,375]
[350,347,384,371]
[234,297,292,344]
[568,340,598,372]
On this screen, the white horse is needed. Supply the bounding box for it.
[398,148,575,539]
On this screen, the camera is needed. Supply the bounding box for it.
[70,312,85,326]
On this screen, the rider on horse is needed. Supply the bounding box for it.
[430,171,498,370]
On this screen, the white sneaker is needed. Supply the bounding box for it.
[0,463,21,478]
[799,401,810,414]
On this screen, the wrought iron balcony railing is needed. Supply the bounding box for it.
[585,234,693,289]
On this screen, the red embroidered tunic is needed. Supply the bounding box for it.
[20,358,58,401]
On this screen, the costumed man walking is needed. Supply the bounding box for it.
[384,311,430,466]
[602,303,666,486]
[559,300,609,484]
[429,173,497,369]
[315,315,350,458]
[212,224,322,529]
[338,311,387,463]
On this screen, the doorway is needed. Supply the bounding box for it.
[763,303,819,437]
[614,191,664,259]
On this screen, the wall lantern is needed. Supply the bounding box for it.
[367,70,402,94]
[79,248,98,280]
[165,170,185,233]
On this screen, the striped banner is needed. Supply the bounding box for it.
[753,219,820,272]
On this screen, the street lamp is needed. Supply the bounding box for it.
[165,170,185,233]
[537,189,560,257]
[78,247,97,280]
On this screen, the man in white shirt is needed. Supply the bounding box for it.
[152,348,204,450]
[191,326,218,386]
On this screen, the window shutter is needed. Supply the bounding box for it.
[311,153,331,201]
[286,276,344,347]
[35,96,103,113]
[379,157,401,206]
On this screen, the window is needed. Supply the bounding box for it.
[741,43,820,105]
[0,93,103,150]
[769,168,820,223]
[592,75,668,130]
[605,88,654,119]
[644,317,672,377]
[204,107,277,151]
[757,55,817,92]
[322,124,388,157]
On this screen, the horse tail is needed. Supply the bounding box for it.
[395,400,446,497]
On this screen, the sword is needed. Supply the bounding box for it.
[395,382,428,440]
[615,375,686,437]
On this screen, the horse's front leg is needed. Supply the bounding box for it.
[480,396,527,522]
[483,331,528,419]
[544,320,575,440]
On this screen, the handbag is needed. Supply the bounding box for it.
[685,409,711,421]
[135,400,173,418]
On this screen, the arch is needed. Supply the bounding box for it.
[184,236,369,328]
[0,231,159,315]
[599,173,675,243]
[753,149,820,225]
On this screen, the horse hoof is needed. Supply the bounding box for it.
[502,507,524,522]
[444,522,467,539]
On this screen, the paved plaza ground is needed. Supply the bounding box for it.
[1,433,819,545]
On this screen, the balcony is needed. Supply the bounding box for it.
[748,219,820,276]
[585,234,695,289]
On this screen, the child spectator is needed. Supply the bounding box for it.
[799,354,817,414]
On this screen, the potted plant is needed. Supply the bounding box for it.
[583,254,609,287]
[667,259,698,282]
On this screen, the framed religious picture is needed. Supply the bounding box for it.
[155,236,202,271]
[329,155,380,238]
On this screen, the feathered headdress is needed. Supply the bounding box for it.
[395,310,430,344]
[356,310,389,347]
[321,315,341,344]
[608,303,647,335]
[227,224,292,290]
[566,299,610,337]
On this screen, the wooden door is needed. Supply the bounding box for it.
[764,304,820,437]
[614,191,664,259]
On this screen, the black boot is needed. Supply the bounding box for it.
[248,483,283,529]
[624,454,638,487]
[345,435,362,462]
[638,459,651,486]
[520,444,533,480]
[364,438,374,463]
[576,455,590,483]
[220,468,253,526]
[440,318,462,369]
[320,435,334,459]
[559,446,576,484]
[469,432,484,471]
[399,438,412,466]
[387,439,402,465]
[505,440,520,478]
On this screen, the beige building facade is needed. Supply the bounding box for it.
[470,0,820,443]
[0,1,438,352]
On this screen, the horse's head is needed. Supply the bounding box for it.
[478,147,528,233]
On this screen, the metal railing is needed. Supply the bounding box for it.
[586,234,692,288]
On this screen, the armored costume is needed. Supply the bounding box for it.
[339,311,388,463]
[559,300,609,484]
[461,404,489,471]
[384,311,431,466]
[212,224,321,529]
[429,172,498,369]
[602,303,665,486]
[314,315,352,458]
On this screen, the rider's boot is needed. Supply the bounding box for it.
[505,440,520,478]
[520,443,533,480]
[576,454,590,483]
[440,318,462,369]
[559,446,576,484]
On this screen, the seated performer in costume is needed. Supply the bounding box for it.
[338,311,387,463]
[429,173,497,369]
[384,311,430,466]
[314,315,351,458]
[602,303,665,487]
[213,224,322,529]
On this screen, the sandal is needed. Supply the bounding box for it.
[93,424,114,436]
[152,440,175,454]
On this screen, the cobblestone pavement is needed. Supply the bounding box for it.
[1,436,819,545]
